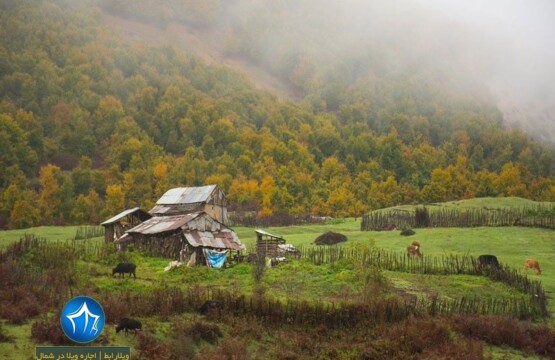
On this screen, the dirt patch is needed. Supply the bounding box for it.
[314,231,347,245]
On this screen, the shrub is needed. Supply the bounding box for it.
[136,331,170,360]
[201,337,249,360]
[186,321,223,344]
[400,228,415,236]
[31,313,72,345]
[453,314,555,357]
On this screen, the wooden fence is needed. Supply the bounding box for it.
[298,246,548,319]
[2,235,548,328]
[361,205,555,231]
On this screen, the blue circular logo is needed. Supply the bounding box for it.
[60,296,105,343]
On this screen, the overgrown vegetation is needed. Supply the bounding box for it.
[0,230,553,358]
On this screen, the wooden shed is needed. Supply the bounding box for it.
[100,207,152,243]
[255,229,286,258]
[123,212,244,266]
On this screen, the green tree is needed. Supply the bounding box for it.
[8,191,41,229]
[71,190,103,224]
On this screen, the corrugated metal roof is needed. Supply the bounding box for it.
[126,213,201,234]
[149,203,202,215]
[125,211,244,250]
[185,230,244,251]
[255,229,284,239]
[156,185,217,205]
[101,207,152,226]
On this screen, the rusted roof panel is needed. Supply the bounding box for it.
[101,207,152,226]
[185,230,244,251]
[156,185,217,205]
[149,203,202,215]
[127,213,201,234]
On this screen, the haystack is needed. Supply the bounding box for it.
[314,231,347,245]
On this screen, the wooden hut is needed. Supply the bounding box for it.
[123,212,244,266]
[100,207,152,243]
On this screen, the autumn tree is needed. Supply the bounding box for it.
[494,163,527,197]
[104,184,125,218]
[8,190,41,229]
[38,164,63,224]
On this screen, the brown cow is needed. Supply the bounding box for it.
[407,240,422,258]
[523,259,541,275]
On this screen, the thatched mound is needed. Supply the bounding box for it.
[400,228,416,236]
[314,231,347,245]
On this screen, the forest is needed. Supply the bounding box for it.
[1,0,554,229]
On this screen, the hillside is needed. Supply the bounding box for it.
[98,0,555,143]
[100,12,303,101]
[0,0,554,230]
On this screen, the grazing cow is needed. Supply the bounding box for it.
[478,255,500,269]
[406,240,422,258]
[199,300,223,316]
[524,259,541,275]
[112,263,136,278]
[382,224,397,231]
[116,318,142,334]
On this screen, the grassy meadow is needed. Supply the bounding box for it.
[0,197,554,359]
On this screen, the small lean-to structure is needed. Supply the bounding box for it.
[255,229,286,258]
[255,230,300,261]
[100,207,152,244]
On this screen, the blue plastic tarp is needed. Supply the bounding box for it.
[203,248,228,268]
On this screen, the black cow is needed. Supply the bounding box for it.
[112,263,136,278]
[199,300,223,315]
[478,255,500,269]
[116,318,142,334]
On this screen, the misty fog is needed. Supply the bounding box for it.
[102,0,555,141]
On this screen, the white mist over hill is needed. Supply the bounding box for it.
[415,0,555,142]
[100,0,555,143]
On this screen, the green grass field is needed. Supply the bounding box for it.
[0,197,554,359]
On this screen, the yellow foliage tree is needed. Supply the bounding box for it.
[38,164,62,224]
[105,184,125,217]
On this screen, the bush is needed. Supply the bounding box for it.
[202,337,249,360]
[186,321,222,344]
[31,313,72,345]
[136,331,170,360]
[453,314,555,357]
